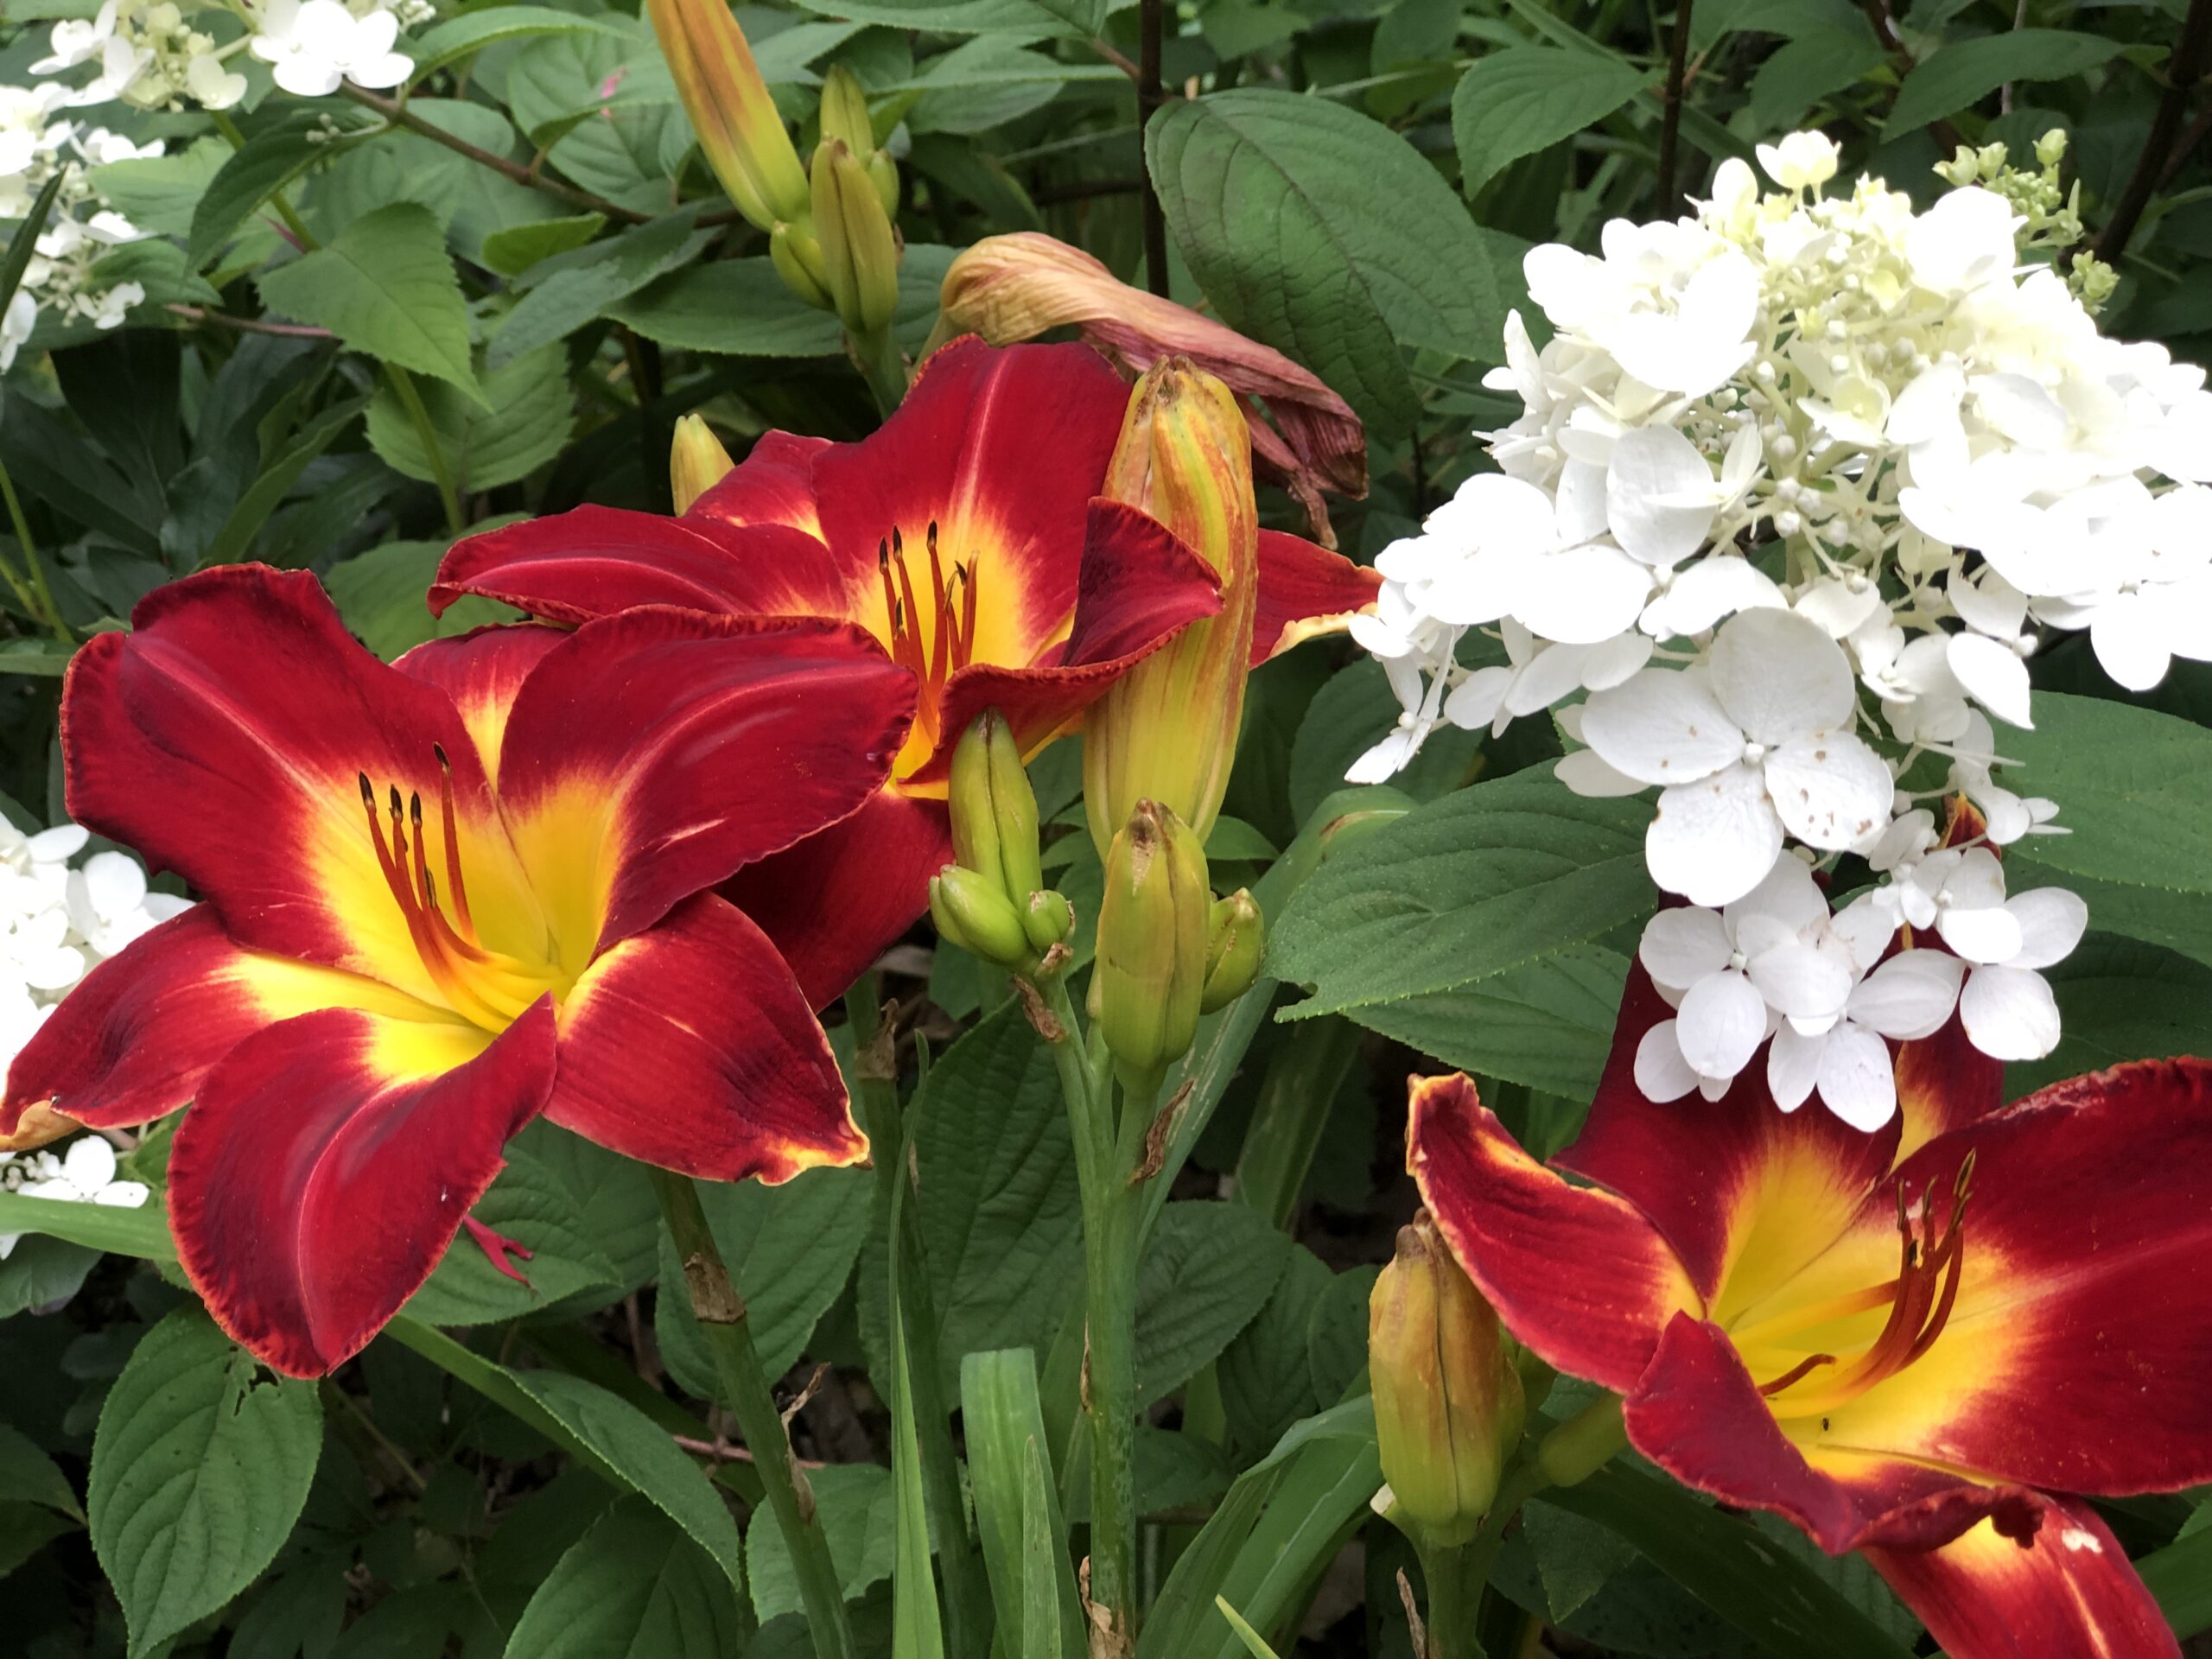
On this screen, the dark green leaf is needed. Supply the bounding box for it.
[1887,30,2129,134]
[1546,1462,1918,1659]
[1452,48,1647,197]
[502,1495,748,1659]
[257,204,480,398]
[1344,944,1628,1096]
[654,1163,871,1399]
[88,1306,323,1657]
[2000,693,2212,969]
[189,110,378,266]
[365,342,574,492]
[1268,772,1656,1015]
[1137,1203,1293,1406]
[1148,90,1506,431]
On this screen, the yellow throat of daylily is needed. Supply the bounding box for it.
[353,751,569,1033]
[1728,1152,1976,1426]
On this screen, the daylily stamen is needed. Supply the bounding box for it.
[432,742,474,938]
[877,518,986,751]
[1757,1154,1974,1419]
[359,762,559,1032]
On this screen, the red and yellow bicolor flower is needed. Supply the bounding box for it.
[431,336,1380,1006]
[0,566,915,1376]
[1408,963,2212,1659]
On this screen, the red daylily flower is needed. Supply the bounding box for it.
[1408,963,2212,1659]
[0,566,915,1376]
[431,336,1380,1007]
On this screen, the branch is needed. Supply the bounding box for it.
[1137,0,1171,296]
[166,304,333,338]
[2097,0,2212,264]
[341,85,744,228]
[1859,0,1965,153]
[1656,0,1694,213]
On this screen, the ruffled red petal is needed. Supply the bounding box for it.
[168,999,556,1376]
[548,892,865,1180]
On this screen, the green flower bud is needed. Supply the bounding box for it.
[1023,888,1075,953]
[948,709,1043,906]
[810,137,900,338]
[1198,888,1262,1014]
[770,221,835,312]
[670,413,734,514]
[929,865,1030,968]
[1094,800,1209,1080]
[819,64,875,160]
[1370,1211,1524,1545]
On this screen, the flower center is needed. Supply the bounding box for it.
[357,747,563,1033]
[876,521,980,752]
[1735,1152,1974,1420]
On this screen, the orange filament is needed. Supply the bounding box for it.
[876,520,979,747]
[358,760,553,1030]
[1754,1152,1975,1420]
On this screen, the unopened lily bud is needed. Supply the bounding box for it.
[1095,800,1209,1081]
[1084,359,1257,858]
[771,222,835,312]
[1198,888,1262,1014]
[1370,1211,1524,1545]
[819,65,875,159]
[930,865,1030,968]
[811,137,900,338]
[948,709,1043,908]
[670,414,734,513]
[645,0,810,232]
[1023,889,1075,953]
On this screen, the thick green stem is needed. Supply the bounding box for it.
[848,326,908,416]
[1414,1535,1488,1659]
[1037,974,1140,1656]
[841,984,989,1655]
[1536,1393,1628,1489]
[650,1168,855,1659]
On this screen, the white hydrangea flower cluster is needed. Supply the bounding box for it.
[23,0,418,115]
[0,88,161,370]
[0,1134,151,1261]
[1352,128,2209,1116]
[3,0,425,372]
[0,819,189,1071]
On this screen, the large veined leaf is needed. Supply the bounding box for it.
[1268,771,1656,1015]
[1136,1202,1293,1406]
[1147,89,1507,432]
[1999,691,2212,969]
[364,340,574,492]
[1887,29,2128,134]
[502,1497,747,1659]
[257,203,480,398]
[89,1307,324,1657]
[1452,48,1648,197]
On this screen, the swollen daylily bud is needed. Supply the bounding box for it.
[819,64,875,160]
[930,866,1030,968]
[810,137,900,338]
[1370,1211,1524,1546]
[1198,888,1262,1014]
[771,222,836,312]
[1094,800,1209,1082]
[645,0,810,232]
[670,414,734,513]
[1084,360,1258,860]
[1023,889,1075,953]
[948,709,1043,907]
